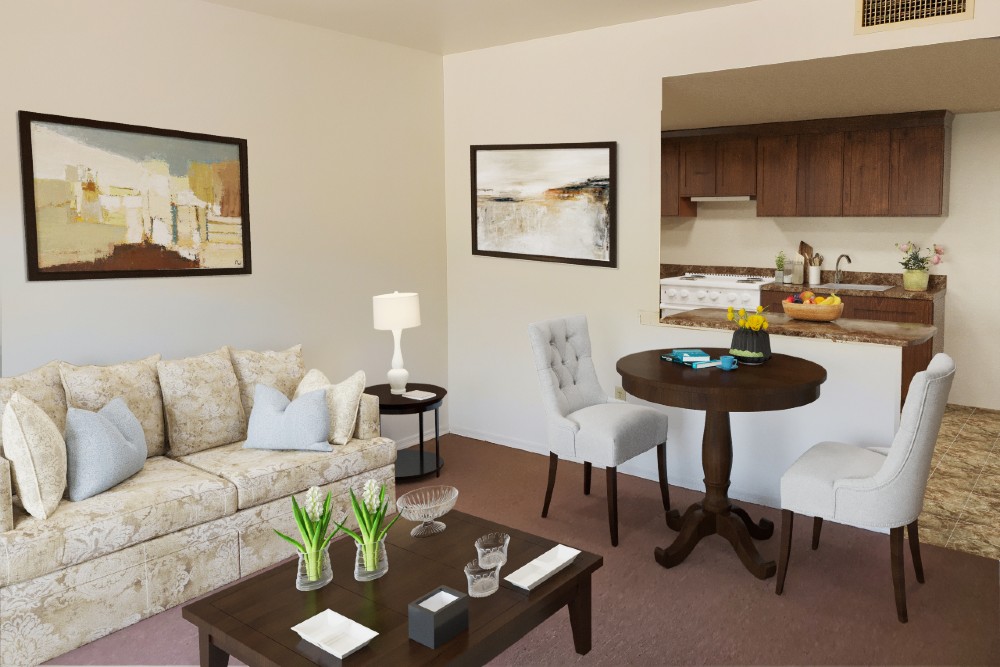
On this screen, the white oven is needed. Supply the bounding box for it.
[660,273,775,318]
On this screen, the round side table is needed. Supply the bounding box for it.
[365,383,447,480]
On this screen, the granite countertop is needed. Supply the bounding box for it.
[660,264,946,300]
[661,308,936,347]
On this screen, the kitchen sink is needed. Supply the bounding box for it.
[815,283,894,292]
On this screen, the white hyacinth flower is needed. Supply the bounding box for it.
[362,478,380,514]
[304,486,323,523]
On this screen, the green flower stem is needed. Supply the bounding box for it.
[305,549,323,581]
[362,540,381,571]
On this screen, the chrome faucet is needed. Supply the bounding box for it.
[835,254,852,284]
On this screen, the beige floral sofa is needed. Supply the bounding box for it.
[0,346,396,666]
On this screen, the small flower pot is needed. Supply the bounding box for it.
[729,329,771,365]
[903,269,929,292]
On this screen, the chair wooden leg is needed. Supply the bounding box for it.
[890,526,908,623]
[606,466,618,547]
[541,453,558,518]
[775,509,794,595]
[908,519,925,584]
[811,517,823,550]
[583,461,592,496]
[656,442,670,512]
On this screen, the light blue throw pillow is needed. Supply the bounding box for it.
[244,384,331,452]
[65,397,147,502]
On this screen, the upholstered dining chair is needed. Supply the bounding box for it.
[527,315,670,546]
[775,353,955,623]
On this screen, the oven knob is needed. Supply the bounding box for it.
[695,290,707,300]
[740,293,751,303]
[679,289,689,298]
[708,290,720,301]
[666,288,677,298]
[726,293,737,302]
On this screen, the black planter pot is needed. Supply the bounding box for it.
[729,329,771,365]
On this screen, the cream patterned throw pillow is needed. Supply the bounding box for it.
[59,355,165,457]
[293,369,365,445]
[229,345,305,419]
[0,361,67,459]
[158,347,246,456]
[2,392,66,520]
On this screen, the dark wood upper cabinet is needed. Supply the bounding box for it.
[662,110,952,218]
[661,140,696,217]
[796,131,843,216]
[716,137,756,196]
[756,135,797,217]
[891,125,947,216]
[678,138,717,196]
[843,129,891,216]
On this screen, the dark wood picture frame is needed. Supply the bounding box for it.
[18,111,251,281]
[470,142,617,268]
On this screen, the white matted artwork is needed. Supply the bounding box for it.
[471,142,616,268]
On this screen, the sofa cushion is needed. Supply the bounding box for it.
[179,436,396,510]
[244,385,330,452]
[0,361,67,459]
[0,456,237,586]
[2,393,67,520]
[65,398,147,502]
[0,458,11,533]
[229,345,305,419]
[294,369,365,445]
[60,355,166,457]
[158,347,246,456]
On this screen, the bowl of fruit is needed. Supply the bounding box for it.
[781,291,844,321]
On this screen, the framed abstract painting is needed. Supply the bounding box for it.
[18,111,251,280]
[470,142,617,268]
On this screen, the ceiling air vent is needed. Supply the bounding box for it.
[856,0,975,33]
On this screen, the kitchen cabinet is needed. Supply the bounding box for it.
[661,140,696,217]
[796,131,843,216]
[756,136,797,217]
[677,136,756,197]
[843,129,891,216]
[759,289,942,404]
[891,125,947,216]
[662,110,951,218]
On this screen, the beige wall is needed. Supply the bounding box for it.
[442,0,1000,458]
[0,0,447,445]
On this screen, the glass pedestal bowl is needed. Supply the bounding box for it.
[396,485,459,537]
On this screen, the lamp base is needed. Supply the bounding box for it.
[388,367,409,395]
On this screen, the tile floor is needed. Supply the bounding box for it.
[920,404,1000,560]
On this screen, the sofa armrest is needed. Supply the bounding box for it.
[353,393,380,439]
[0,457,13,533]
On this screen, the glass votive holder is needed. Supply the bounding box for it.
[464,560,500,598]
[475,532,510,569]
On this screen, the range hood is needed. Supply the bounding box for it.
[688,195,753,202]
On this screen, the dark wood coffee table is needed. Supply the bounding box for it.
[182,510,602,666]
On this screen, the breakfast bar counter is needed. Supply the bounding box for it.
[661,308,936,347]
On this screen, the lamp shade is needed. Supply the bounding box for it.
[373,292,421,331]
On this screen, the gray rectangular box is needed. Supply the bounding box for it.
[408,586,469,649]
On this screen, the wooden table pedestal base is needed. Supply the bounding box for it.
[657,503,776,579]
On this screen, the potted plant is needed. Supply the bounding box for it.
[274,486,340,590]
[336,478,400,581]
[775,251,788,283]
[896,241,943,292]
[727,305,771,364]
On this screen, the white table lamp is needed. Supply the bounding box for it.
[373,291,421,394]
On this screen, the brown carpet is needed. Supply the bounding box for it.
[50,434,1000,666]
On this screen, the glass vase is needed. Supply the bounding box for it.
[296,548,332,591]
[354,537,388,581]
[729,329,771,365]
[903,269,929,292]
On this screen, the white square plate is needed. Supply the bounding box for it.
[291,609,378,659]
[503,544,580,591]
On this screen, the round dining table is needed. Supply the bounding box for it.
[617,348,827,579]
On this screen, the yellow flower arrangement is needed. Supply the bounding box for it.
[727,305,769,332]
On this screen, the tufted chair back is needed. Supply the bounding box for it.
[835,353,955,527]
[527,315,608,419]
